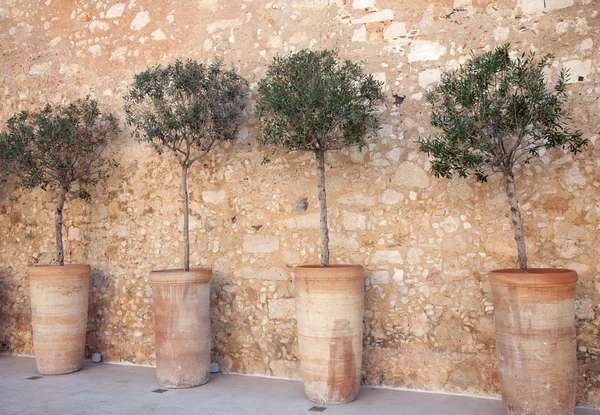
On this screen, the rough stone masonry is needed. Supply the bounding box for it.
[0,0,599,407]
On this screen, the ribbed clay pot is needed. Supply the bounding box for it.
[489,268,578,415]
[150,268,213,389]
[29,264,91,375]
[295,265,365,404]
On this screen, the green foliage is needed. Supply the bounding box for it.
[123,58,249,166]
[417,44,586,182]
[255,49,385,152]
[0,97,120,198]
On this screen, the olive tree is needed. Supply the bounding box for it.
[124,59,248,272]
[255,49,385,267]
[0,97,120,265]
[417,44,586,272]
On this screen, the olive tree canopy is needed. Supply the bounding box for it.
[0,97,119,265]
[417,44,586,272]
[256,49,385,267]
[124,59,248,271]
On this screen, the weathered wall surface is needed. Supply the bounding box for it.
[1,0,599,406]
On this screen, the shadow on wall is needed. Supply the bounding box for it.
[210,272,235,371]
[209,270,292,375]
[86,268,112,360]
[0,268,32,355]
[0,168,14,204]
[0,272,7,353]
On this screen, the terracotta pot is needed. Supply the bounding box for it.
[294,265,365,404]
[150,268,213,388]
[489,268,578,415]
[29,264,91,375]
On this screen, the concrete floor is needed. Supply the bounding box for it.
[1,355,599,415]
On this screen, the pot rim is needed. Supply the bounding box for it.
[29,263,91,268]
[29,264,91,280]
[489,267,577,286]
[294,264,364,281]
[150,268,213,285]
[295,264,364,270]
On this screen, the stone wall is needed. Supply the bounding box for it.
[1,0,599,406]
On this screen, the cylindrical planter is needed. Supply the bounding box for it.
[150,268,213,389]
[29,264,91,375]
[489,268,578,415]
[294,265,365,404]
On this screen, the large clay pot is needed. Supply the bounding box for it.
[489,268,578,415]
[150,268,213,388]
[29,264,91,375]
[294,265,365,404]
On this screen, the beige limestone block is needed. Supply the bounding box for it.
[29,62,52,76]
[202,190,226,204]
[353,9,394,24]
[242,235,279,253]
[110,47,127,62]
[408,40,446,63]
[89,20,110,32]
[68,226,80,241]
[407,247,424,266]
[338,193,376,206]
[106,3,125,19]
[493,27,510,41]
[198,0,219,12]
[267,36,283,49]
[385,148,402,163]
[392,162,430,189]
[370,271,390,285]
[372,250,403,264]
[130,11,150,31]
[563,60,592,84]
[381,189,404,205]
[151,29,167,41]
[454,0,472,6]
[352,0,375,8]
[59,63,79,76]
[329,234,360,251]
[343,212,367,231]
[178,215,202,231]
[234,267,288,281]
[384,22,407,42]
[545,0,575,10]
[88,45,102,56]
[289,32,308,45]
[279,213,319,229]
[268,298,295,319]
[418,68,441,89]
[207,18,241,34]
[352,25,367,42]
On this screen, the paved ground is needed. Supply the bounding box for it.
[1,355,599,415]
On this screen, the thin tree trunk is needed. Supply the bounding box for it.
[502,169,528,273]
[54,186,68,266]
[182,164,190,272]
[315,149,330,268]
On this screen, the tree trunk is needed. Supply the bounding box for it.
[502,169,528,272]
[315,149,330,268]
[182,164,190,272]
[54,186,68,266]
